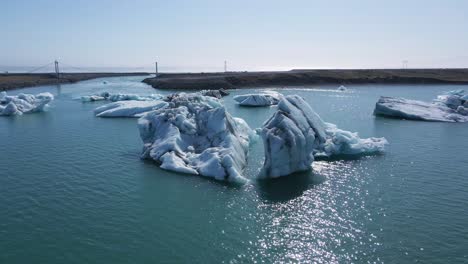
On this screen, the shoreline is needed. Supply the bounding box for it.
[143,69,468,90]
[0,72,150,91]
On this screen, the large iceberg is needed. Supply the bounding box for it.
[138,92,255,182]
[260,95,387,178]
[233,92,281,106]
[374,90,468,122]
[81,92,163,102]
[0,91,54,116]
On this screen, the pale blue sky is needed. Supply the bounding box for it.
[1,0,468,71]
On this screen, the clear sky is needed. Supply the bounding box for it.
[1,0,468,71]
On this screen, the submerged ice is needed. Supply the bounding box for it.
[374,90,468,122]
[260,95,387,178]
[0,91,54,116]
[233,92,282,106]
[138,92,255,182]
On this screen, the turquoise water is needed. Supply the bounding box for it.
[1,76,468,263]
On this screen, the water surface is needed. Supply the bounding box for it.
[1,76,467,263]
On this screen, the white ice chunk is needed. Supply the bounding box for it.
[374,94,468,122]
[0,91,54,116]
[233,92,282,106]
[200,88,230,99]
[94,100,168,117]
[81,95,106,102]
[260,95,387,178]
[138,92,254,182]
[81,92,163,102]
[319,123,388,157]
[108,93,163,102]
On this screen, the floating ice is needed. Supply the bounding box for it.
[337,85,347,91]
[81,92,163,102]
[138,93,255,182]
[374,90,468,122]
[233,91,282,106]
[0,91,54,116]
[201,88,230,99]
[318,123,388,157]
[260,95,387,178]
[94,100,168,117]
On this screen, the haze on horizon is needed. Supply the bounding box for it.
[1,0,468,72]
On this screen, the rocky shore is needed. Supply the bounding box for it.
[143,69,468,90]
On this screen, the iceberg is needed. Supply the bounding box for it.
[233,92,282,106]
[94,100,168,117]
[260,95,387,178]
[138,93,255,182]
[81,92,163,102]
[374,90,468,122]
[201,88,230,99]
[0,91,54,116]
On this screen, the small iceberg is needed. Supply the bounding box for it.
[201,88,230,99]
[374,90,468,122]
[337,85,347,91]
[81,92,163,102]
[260,95,387,178]
[233,92,282,106]
[0,91,54,116]
[94,100,168,117]
[138,92,255,182]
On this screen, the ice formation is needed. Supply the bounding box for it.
[337,85,347,91]
[374,90,468,122]
[233,91,282,106]
[138,92,255,182]
[201,88,230,99]
[94,100,168,117]
[260,95,387,178]
[0,91,54,116]
[81,92,163,102]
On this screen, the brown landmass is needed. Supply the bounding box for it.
[143,69,468,90]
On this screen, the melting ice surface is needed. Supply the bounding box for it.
[0,91,54,116]
[260,95,388,178]
[138,93,256,182]
[374,89,468,122]
[233,91,281,106]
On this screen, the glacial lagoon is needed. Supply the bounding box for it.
[1,76,467,263]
